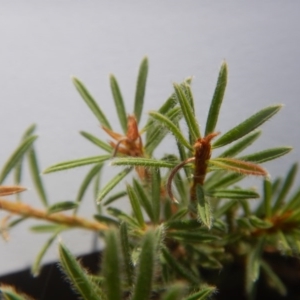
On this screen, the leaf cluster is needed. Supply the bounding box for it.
[0,58,298,300]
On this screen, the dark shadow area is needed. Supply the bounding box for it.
[1,250,300,299]
[0,251,101,300]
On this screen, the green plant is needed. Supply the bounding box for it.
[0,57,298,300]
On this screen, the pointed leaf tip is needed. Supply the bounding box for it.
[0,186,27,196]
[134,57,149,124]
[205,61,228,136]
[210,157,268,177]
[213,104,282,148]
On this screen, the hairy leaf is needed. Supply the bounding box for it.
[149,111,193,151]
[174,83,200,142]
[132,230,157,300]
[127,184,145,228]
[59,243,100,300]
[80,131,113,153]
[102,230,122,300]
[196,184,212,229]
[205,61,228,135]
[47,201,78,214]
[0,135,38,184]
[110,74,127,133]
[209,157,267,176]
[43,155,110,174]
[111,157,174,168]
[213,105,282,148]
[238,147,292,164]
[134,57,148,124]
[72,76,111,129]
[97,168,132,202]
[207,189,259,199]
[218,130,261,158]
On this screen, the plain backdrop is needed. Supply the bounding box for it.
[0,1,300,275]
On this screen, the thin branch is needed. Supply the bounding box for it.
[0,198,108,232]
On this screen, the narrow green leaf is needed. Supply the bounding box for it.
[75,163,103,209]
[261,260,287,296]
[43,155,110,174]
[144,95,176,140]
[277,230,292,253]
[133,179,154,221]
[72,76,111,129]
[31,232,59,276]
[103,190,127,206]
[134,57,148,124]
[111,157,175,168]
[174,83,200,142]
[132,230,157,300]
[166,219,202,230]
[126,184,145,228]
[209,157,267,176]
[162,247,199,284]
[263,178,272,218]
[238,147,292,164]
[283,186,300,212]
[149,111,193,151]
[0,135,38,184]
[107,207,140,229]
[205,173,245,190]
[0,286,29,300]
[102,230,122,300]
[207,189,259,199]
[97,168,132,202]
[240,199,251,216]
[248,216,272,229]
[182,82,195,112]
[184,286,216,300]
[214,199,237,218]
[59,243,100,300]
[218,130,261,158]
[93,170,101,204]
[245,239,264,294]
[8,217,28,229]
[196,184,212,229]
[273,163,298,212]
[47,201,77,214]
[110,74,127,133]
[152,168,161,224]
[205,61,228,135]
[14,125,36,189]
[144,78,191,139]
[213,105,282,148]
[167,207,189,221]
[168,230,219,243]
[27,146,48,207]
[145,107,182,154]
[174,172,188,205]
[80,131,113,153]
[94,214,119,226]
[120,222,134,286]
[30,224,67,233]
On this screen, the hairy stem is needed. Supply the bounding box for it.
[0,198,108,231]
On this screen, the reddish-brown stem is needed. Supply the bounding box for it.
[167,157,195,203]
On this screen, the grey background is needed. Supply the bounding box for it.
[0,1,300,275]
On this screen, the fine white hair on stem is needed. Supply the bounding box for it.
[167,157,195,203]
